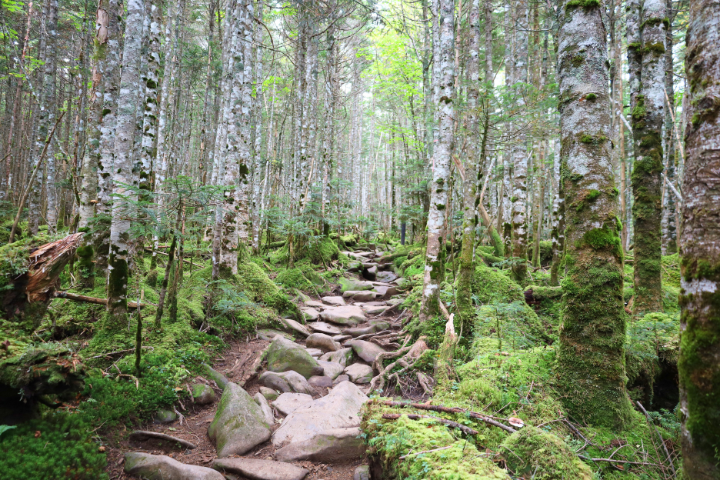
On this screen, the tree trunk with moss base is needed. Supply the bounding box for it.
[556,0,632,430]
[420,0,454,322]
[678,1,720,477]
[627,0,666,316]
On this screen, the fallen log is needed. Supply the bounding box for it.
[53,291,155,309]
[523,285,562,305]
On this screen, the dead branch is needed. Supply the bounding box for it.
[53,290,155,309]
[382,413,478,435]
[638,401,676,476]
[578,455,659,467]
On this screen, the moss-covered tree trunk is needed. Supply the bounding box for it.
[661,0,677,256]
[420,0,454,322]
[627,0,666,316]
[556,0,632,430]
[678,1,720,476]
[550,147,565,286]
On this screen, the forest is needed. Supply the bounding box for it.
[0,0,718,478]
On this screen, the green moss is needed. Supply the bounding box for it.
[586,189,600,201]
[585,93,597,101]
[566,0,600,8]
[579,133,607,145]
[643,42,666,55]
[571,54,584,67]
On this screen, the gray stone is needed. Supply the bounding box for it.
[339,277,374,293]
[343,326,376,337]
[257,329,294,341]
[278,318,311,338]
[308,321,342,335]
[361,304,386,315]
[306,333,341,352]
[272,382,368,447]
[353,465,370,480]
[191,383,216,405]
[308,376,334,388]
[208,382,272,457]
[319,305,366,325]
[300,307,319,321]
[254,392,275,425]
[364,265,378,280]
[259,386,279,401]
[201,363,229,391]
[321,295,346,306]
[332,374,350,385]
[376,271,398,283]
[316,360,344,379]
[265,336,323,379]
[153,409,177,424]
[259,371,316,395]
[344,363,374,384]
[304,348,323,358]
[332,334,352,342]
[212,458,309,480]
[342,290,379,302]
[305,300,325,308]
[274,427,365,463]
[128,431,196,450]
[124,452,224,480]
[346,339,386,363]
[319,347,353,367]
[272,392,314,416]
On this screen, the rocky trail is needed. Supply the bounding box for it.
[111,245,422,480]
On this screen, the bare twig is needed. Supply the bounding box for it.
[382,413,479,435]
[637,401,677,477]
[579,455,659,467]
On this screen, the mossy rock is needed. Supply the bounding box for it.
[145,269,159,288]
[500,426,592,479]
[265,336,322,379]
[338,276,373,293]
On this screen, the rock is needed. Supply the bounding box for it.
[308,321,342,335]
[260,386,279,401]
[257,329,294,341]
[332,334,352,342]
[274,427,365,462]
[191,383,216,405]
[370,320,391,330]
[308,376,334,388]
[338,277,374,293]
[374,285,399,298]
[316,360,344,379]
[278,318,311,338]
[342,290,379,302]
[376,271,398,283]
[254,392,275,425]
[320,305,366,325]
[321,295,346,306]
[153,408,177,424]
[361,304,386,315]
[363,265,378,281]
[344,326,376,337]
[272,393,314,416]
[208,382,272,457]
[387,297,404,305]
[319,347,353,367]
[212,458,309,480]
[201,363,229,391]
[265,336,323,378]
[354,465,370,480]
[361,262,378,268]
[332,374,350,385]
[306,333,341,352]
[344,363,374,384]
[300,307,319,321]
[124,452,224,480]
[128,431,197,450]
[305,348,323,358]
[305,300,325,308]
[393,277,407,287]
[259,371,316,395]
[272,381,368,447]
[346,339,386,363]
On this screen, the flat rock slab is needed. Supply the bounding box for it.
[274,427,365,463]
[319,348,353,367]
[278,318,310,338]
[308,321,342,335]
[339,277,375,293]
[209,383,272,457]
[257,329,294,341]
[342,290,380,302]
[266,336,323,379]
[306,333,341,352]
[300,307,319,321]
[213,457,309,480]
[272,381,368,447]
[259,371,316,395]
[304,348,323,358]
[376,271,398,283]
[344,363,374,384]
[321,296,346,306]
[129,431,197,450]
[125,452,224,480]
[333,374,350,385]
[317,360,344,379]
[346,340,386,363]
[319,305,366,326]
[361,304,386,315]
[272,393,314,416]
[304,300,325,308]
[308,375,334,388]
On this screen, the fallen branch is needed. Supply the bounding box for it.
[637,401,676,476]
[89,346,154,359]
[578,455,659,467]
[382,413,479,436]
[371,399,517,434]
[53,291,155,309]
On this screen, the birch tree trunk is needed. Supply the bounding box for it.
[137,0,161,194]
[43,0,59,234]
[661,0,677,255]
[420,0,454,322]
[321,24,337,234]
[106,0,144,329]
[556,0,632,430]
[678,1,720,476]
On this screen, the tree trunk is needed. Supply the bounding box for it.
[556,0,632,430]
[678,1,720,476]
[661,0,677,255]
[43,0,60,234]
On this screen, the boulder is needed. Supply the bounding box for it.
[153,408,177,424]
[274,427,365,462]
[306,333,341,352]
[304,348,323,358]
[361,304,386,315]
[344,363,374,384]
[259,386,279,401]
[257,329,294,341]
[212,458,309,480]
[191,383,216,405]
[259,371,316,395]
[342,290,379,302]
[124,452,224,480]
[376,271,398,283]
[346,339,386,363]
[304,300,325,308]
[332,374,350,385]
[363,265,378,281]
[321,295,346,306]
[344,326,376,337]
[201,363,229,391]
[338,277,374,293]
[354,465,370,480]
[208,383,272,457]
[316,360,344,380]
[308,376,334,388]
[319,347,353,367]
[332,334,352,343]
[272,392,314,416]
[272,381,368,447]
[265,336,323,378]
[320,305,366,326]
[278,318,310,338]
[128,431,197,451]
[254,392,275,425]
[300,307,319,322]
[308,321,342,335]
